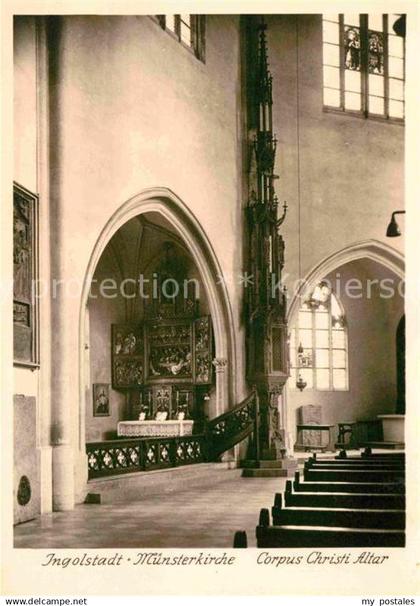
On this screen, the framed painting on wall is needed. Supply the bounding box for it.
[93,383,110,417]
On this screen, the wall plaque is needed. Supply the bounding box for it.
[13,183,39,366]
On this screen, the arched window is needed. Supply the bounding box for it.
[290,281,348,390]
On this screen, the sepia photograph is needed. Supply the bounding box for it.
[2,0,419,600]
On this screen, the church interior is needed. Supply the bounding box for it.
[12,13,406,549]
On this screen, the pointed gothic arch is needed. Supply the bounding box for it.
[287,239,405,325]
[78,187,237,452]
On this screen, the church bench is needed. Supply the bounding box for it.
[304,463,405,474]
[271,499,405,529]
[255,524,405,548]
[305,457,405,469]
[303,468,404,483]
[284,489,405,509]
[292,474,405,494]
[306,458,405,468]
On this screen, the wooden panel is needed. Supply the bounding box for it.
[194,316,213,384]
[13,183,38,366]
[111,324,143,389]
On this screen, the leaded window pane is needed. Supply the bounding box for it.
[345,69,361,92]
[292,282,348,391]
[300,368,313,389]
[332,349,346,367]
[323,88,341,107]
[180,19,191,45]
[315,311,329,329]
[333,369,347,389]
[368,15,384,32]
[298,310,313,329]
[345,91,361,110]
[298,348,313,368]
[323,20,339,44]
[389,78,404,100]
[316,349,329,368]
[389,14,402,30]
[368,31,384,74]
[166,15,177,32]
[344,27,361,70]
[299,329,313,348]
[324,14,339,23]
[369,73,384,96]
[323,43,340,66]
[316,369,330,389]
[389,56,404,78]
[389,99,404,118]
[323,13,405,121]
[324,65,340,89]
[388,35,404,58]
[369,95,385,114]
[344,14,360,27]
[332,329,345,348]
[315,330,329,348]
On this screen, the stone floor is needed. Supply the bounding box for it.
[14,469,287,549]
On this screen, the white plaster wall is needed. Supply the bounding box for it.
[287,259,404,442]
[46,16,246,458]
[14,16,37,193]
[87,248,126,442]
[13,17,40,396]
[13,14,406,503]
[267,14,404,291]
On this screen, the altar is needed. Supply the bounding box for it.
[117,419,194,438]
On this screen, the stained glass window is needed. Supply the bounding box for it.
[344,27,361,70]
[290,282,348,391]
[323,14,405,120]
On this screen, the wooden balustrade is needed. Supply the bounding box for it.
[86,390,258,479]
[86,434,207,479]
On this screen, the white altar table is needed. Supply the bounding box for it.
[117,419,194,438]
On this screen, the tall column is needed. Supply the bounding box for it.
[48,16,75,511]
[212,358,228,416]
[36,17,53,514]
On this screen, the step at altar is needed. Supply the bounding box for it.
[85,462,241,504]
[241,458,298,478]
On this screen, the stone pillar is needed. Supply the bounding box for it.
[37,17,53,514]
[212,358,228,416]
[49,16,75,511]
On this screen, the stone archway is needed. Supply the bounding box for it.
[283,239,405,452]
[78,188,237,470]
[287,239,405,326]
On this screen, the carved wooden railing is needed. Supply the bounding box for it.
[86,434,207,479]
[206,390,258,461]
[86,391,258,479]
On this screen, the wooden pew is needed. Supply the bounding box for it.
[306,459,404,468]
[256,523,405,548]
[284,485,405,509]
[271,496,405,529]
[292,473,405,494]
[305,456,405,469]
[303,468,404,483]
